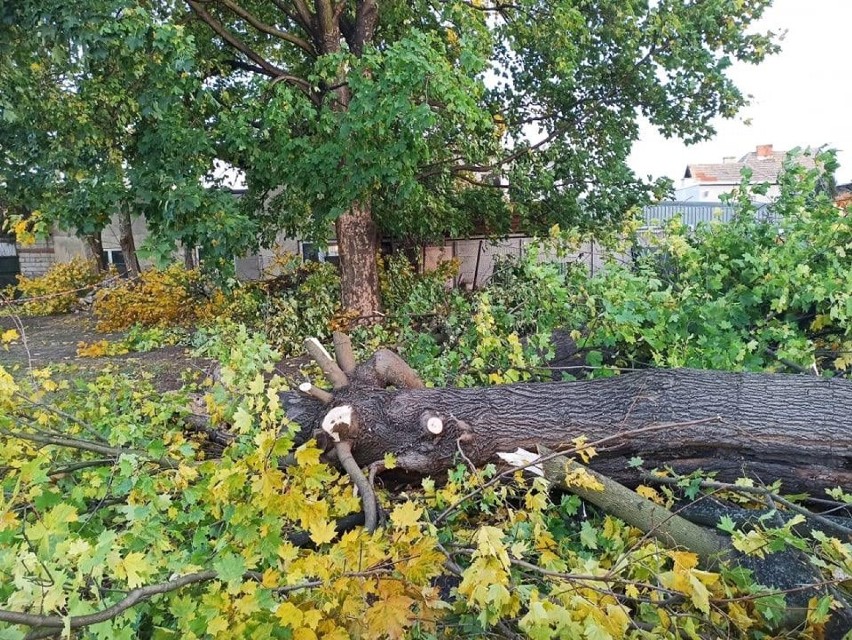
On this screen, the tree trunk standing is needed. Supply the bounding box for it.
[117,207,140,277]
[285,367,852,495]
[183,244,197,270]
[82,232,106,273]
[315,0,382,321]
[335,203,381,320]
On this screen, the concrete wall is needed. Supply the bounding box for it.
[424,236,626,289]
[233,234,300,280]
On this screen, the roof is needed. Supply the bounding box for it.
[684,146,818,185]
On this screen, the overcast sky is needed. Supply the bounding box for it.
[628,0,852,188]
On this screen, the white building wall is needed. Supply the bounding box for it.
[675,182,779,203]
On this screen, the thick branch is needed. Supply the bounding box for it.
[335,440,378,532]
[298,381,334,404]
[332,331,357,375]
[372,349,425,389]
[304,338,349,389]
[218,0,316,55]
[538,447,728,565]
[187,0,285,78]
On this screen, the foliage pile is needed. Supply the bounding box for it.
[91,264,255,333]
[1,326,850,639]
[1,258,106,316]
[76,325,187,358]
[259,255,341,357]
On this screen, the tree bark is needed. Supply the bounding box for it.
[284,367,852,495]
[117,206,141,277]
[82,232,105,273]
[315,2,382,320]
[183,244,197,270]
[335,202,381,320]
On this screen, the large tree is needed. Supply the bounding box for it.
[2,0,779,314]
[0,1,254,272]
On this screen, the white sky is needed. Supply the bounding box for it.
[628,0,852,187]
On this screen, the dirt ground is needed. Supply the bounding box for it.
[0,313,215,391]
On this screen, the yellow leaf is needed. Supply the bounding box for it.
[116,551,152,589]
[727,601,755,631]
[1,329,19,344]
[295,443,322,467]
[669,551,699,571]
[383,452,397,470]
[688,573,711,614]
[563,467,604,491]
[207,616,229,635]
[309,518,337,546]
[293,628,318,640]
[390,501,422,529]
[364,591,415,639]
[302,609,322,630]
[275,602,304,628]
[636,485,664,504]
[232,407,253,433]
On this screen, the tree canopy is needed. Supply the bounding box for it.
[1,0,779,312]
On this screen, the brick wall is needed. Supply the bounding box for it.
[17,237,55,277]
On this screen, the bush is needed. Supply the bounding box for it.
[261,257,341,356]
[93,264,217,332]
[1,258,105,316]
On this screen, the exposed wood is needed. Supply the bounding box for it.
[283,368,852,495]
[298,381,333,404]
[332,331,357,375]
[303,337,349,388]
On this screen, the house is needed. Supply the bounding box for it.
[836,183,852,208]
[675,144,816,203]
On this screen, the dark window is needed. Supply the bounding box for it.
[102,250,128,276]
[301,242,339,267]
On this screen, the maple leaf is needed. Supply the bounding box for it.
[207,616,229,636]
[232,407,253,433]
[276,602,304,628]
[309,518,337,546]
[117,551,152,589]
[364,593,415,639]
[390,501,422,529]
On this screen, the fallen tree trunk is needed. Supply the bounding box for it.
[284,341,852,496]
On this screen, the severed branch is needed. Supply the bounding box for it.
[3,571,218,632]
[332,331,357,376]
[304,338,349,389]
[1,429,178,469]
[298,381,334,404]
[372,349,425,389]
[9,567,393,639]
[537,446,728,565]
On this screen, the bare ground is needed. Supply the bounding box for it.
[0,313,215,391]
